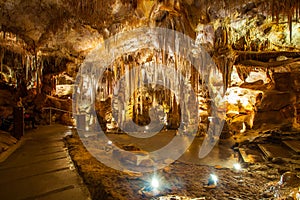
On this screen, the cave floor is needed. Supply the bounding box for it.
[106,130,239,168]
[0,125,91,200]
[0,125,299,200]
[65,128,300,200]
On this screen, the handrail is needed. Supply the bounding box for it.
[42,107,73,114]
[42,107,74,125]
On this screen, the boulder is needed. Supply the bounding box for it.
[291,72,300,91]
[113,149,154,168]
[252,90,297,129]
[273,72,292,92]
[279,172,300,187]
[257,91,296,111]
[273,72,300,92]
[253,111,294,129]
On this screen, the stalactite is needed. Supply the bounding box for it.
[269,0,299,42]
[296,0,299,22]
[288,13,293,42]
[25,55,28,80]
[272,0,275,21]
[0,48,3,73]
[298,0,300,22]
[40,58,44,94]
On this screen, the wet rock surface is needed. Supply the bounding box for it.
[65,130,300,200]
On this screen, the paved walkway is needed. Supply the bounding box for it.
[0,125,91,200]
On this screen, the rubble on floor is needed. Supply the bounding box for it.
[237,129,300,170]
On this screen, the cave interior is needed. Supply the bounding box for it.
[0,0,300,199]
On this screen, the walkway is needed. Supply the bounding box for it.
[0,125,91,200]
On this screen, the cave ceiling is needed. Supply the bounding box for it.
[0,0,299,60]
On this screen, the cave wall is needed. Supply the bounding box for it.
[226,61,300,134]
[0,0,299,135]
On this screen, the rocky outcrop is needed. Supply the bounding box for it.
[226,61,300,132]
[253,90,297,129]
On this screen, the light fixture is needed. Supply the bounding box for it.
[211,174,218,182]
[233,163,242,171]
[105,140,113,152]
[208,174,218,186]
[151,177,159,189]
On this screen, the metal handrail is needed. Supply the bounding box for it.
[42,107,74,125]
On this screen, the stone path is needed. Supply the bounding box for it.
[0,125,91,200]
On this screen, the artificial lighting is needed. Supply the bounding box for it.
[208,174,218,186]
[210,174,218,182]
[107,140,112,145]
[151,177,160,189]
[208,116,214,122]
[233,163,242,171]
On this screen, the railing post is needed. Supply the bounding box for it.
[50,108,52,125]
[13,107,24,139]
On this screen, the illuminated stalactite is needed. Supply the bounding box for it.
[190,0,300,44]
[268,0,300,42]
[0,42,71,97]
[212,20,238,93]
[0,48,3,73]
[0,0,299,133]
